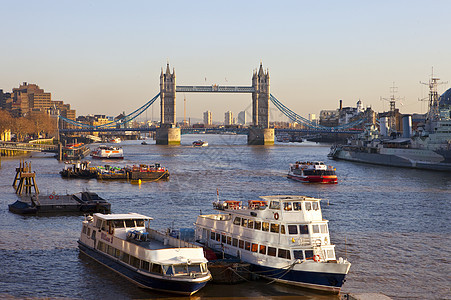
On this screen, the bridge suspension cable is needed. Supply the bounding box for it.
[59,93,160,128]
[270,94,366,130]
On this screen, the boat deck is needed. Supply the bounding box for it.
[127,238,174,250]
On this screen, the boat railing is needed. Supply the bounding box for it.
[148,228,199,248]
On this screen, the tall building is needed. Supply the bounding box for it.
[252,62,270,128]
[224,111,233,125]
[238,111,247,125]
[203,110,212,125]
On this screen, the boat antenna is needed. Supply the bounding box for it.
[216,188,220,202]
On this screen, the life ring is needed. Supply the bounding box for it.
[55,195,59,200]
[49,195,54,199]
[313,255,320,262]
[274,212,279,220]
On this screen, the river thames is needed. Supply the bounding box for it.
[0,134,449,300]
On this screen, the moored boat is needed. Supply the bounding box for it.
[91,145,124,159]
[193,140,208,147]
[60,161,97,179]
[78,213,211,295]
[195,195,351,293]
[62,143,90,160]
[287,161,338,184]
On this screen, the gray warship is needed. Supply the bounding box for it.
[329,75,451,171]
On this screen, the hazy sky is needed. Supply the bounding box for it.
[1,0,450,122]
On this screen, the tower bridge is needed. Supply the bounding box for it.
[158,62,272,145]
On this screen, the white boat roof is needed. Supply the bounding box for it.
[93,212,153,220]
[259,195,320,202]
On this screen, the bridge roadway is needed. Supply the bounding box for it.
[59,127,362,134]
[0,141,58,153]
[176,85,255,93]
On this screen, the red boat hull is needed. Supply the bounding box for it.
[287,174,337,184]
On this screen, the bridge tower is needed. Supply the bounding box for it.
[156,63,180,145]
[249,62,274,145]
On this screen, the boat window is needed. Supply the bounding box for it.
[284,202,292,211]
[241,218,248,227]
[251,243,258,252]
[113,220,125,228]
[245,241,251,251]
[188,264,202,274]
[248,219,254,229]
[130,256,140,268]
[101,221,107,231]
[267,247,277,257]
[163,265,174,275]
[254,221,261,230]
[91,230,96,240]
[312,202,319,211]
[293,202,302,211]
[262,222,269,232]
[136,219,145,227]
[87,228,91,236]
[233,217,241,225]
[141,261,150,271]
[226,236,232,245]
[269,201,280,210]
[327,249,335,260]
[305,250,314,260]
[239,240,244,249]
[320,224,328,233]
[82,226,87,234]
[281,225,285,234]
[221,234,226,243]
[293,250,304,260]
[121,253,130,264]
[174,264,188,275]
[216,233,221,242]
[232,238,238,247]
[305,202,312,211]
[151,263,162,274]
[97,241,104,251]
[200,263,207,273]
[312,225,320,234]
[299,225,309,234]
[114,248,120,258]
[210,231,215,240]
[288,225,298,234]
[278,249,291,259]
[270,223,279,233]
[125,219,135,227]
[259,245,266,255]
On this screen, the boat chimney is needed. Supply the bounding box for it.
[402,115,412,138]
[339,100,343,110]
[380,117,389,136]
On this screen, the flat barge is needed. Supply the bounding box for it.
[8,191,111,214]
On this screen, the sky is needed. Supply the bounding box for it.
[1,0,451,123]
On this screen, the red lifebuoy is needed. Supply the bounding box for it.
[313,255,320,262]
[55,195,59,200]
[49,195,54,199]
[274,212,279,220]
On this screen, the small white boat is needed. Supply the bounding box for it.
[78,213,211,295]
[109,137,121,143]
[91,145,124,159]
[195,195,350,294]
[193,140,208,147]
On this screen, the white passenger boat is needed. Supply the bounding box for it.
[90,145,124,159]
[78,213,211,295]
[287,161,338,184]
[195,195,351,293]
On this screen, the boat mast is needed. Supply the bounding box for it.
[420,68,447,129]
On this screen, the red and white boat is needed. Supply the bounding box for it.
[91,145,124,159]
[288,161,337,184]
